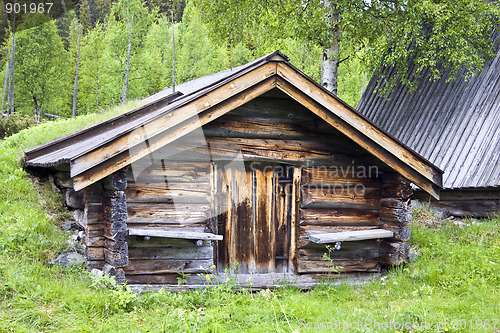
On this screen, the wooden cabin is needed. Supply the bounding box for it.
[25,51,442,290]
[358,32,500,217]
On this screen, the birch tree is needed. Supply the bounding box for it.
[193,0,499,95]
[14,15,70,118]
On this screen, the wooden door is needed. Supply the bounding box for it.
[214,163,297,274]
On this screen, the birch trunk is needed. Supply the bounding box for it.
[122,15,133,104]
[7,11,16,115]
[322,41,339,95]
[1,49,9,116]
[72,24,82,118]
[171,11,175,93]
[321,0,340,96]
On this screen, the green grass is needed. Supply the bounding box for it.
[0,102,499,332]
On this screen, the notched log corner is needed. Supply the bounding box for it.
[380,241,410,266]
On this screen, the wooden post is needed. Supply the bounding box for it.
[72,24,82,118]
[102,169,129,284]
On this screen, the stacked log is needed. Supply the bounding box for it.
[379,173,412,266]
[102,169,129,284]
[84,181,105,269]
[123,159,215,284]
[297,168,383,274]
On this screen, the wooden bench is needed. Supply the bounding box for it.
[308,229,394,244]
[128,228,223,241]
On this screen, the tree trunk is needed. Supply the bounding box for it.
[72,24,82,118]
[122,15,133,104]
[1,48,9,116]
[322,42,339,95]
[33,96,40,122]
[7,12,16,115]
[171,11,175,93]
[321,0,340,96]
[95,76,99,110]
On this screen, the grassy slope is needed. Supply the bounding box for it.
[0,102,499,332]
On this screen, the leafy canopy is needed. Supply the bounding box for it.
[194,0,499,91]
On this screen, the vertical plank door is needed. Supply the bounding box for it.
[214,163,298,274]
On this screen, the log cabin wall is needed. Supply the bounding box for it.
[204,93,394,279]
[123,156,214,285]
[84,181,105,270]
[113,91,412,285]
[47,171,106,271]
[298,167,383,275]
[379,173,412,266]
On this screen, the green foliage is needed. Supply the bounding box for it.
[0,113,36,139]
[175,5,228,83]
[78,0,93,34]
[12,15,71,118]
[193,0,500,92]
[338,56,368,107]
[361,0,500,93]
[88,270,137,311]
[78,22,114,113]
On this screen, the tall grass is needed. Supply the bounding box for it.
[0,101,499,332]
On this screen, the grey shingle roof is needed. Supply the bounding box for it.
[358,32,500,190]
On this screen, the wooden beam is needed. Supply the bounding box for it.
[25,91,182,161]
[276,63,442,188]
[126,272,378,290]
[308,229,394,244]
[380,241,410,266]
[72,76,277,191]
[289,167,301,272]
[275,77,441,199]
[128,228,223,241]
[71,63,277,177]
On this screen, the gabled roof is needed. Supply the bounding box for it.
[25,51,442,198]
[358,32,500,190]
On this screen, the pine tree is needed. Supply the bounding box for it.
[78,0,93,33]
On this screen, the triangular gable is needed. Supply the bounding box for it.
[25,51,442,198]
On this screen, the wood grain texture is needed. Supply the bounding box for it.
[125,182,210,204]
[124,259,214,275]
[275,76,441,199]
[127,161,210,183]
[73,71,278,190]
[297,260,381,273]
[127,272,379,289]
[301,168,381,186]
[127,236,211,248]
[301,186,380,209]
[126,202,210,224]
[128,228,222,240]
[380,241,410,266]
[276,63,442,189]
[128,246,213,260]
[308,229,393,243]
[300,208,379,226]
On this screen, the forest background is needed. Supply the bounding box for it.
[0,0,366,127]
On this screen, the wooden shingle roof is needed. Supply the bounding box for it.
[25,51,442,198]
[358,32,500,190]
